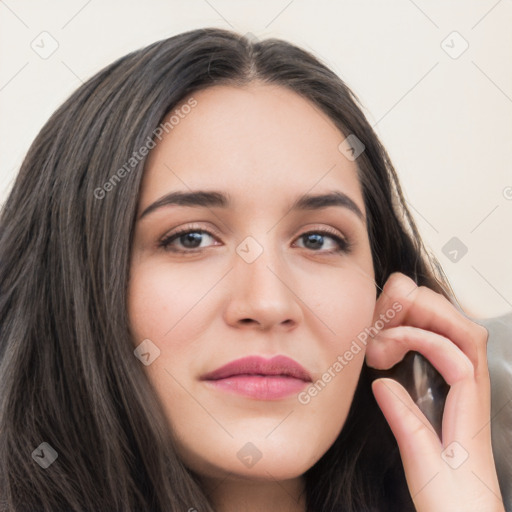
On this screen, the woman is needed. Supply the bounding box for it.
[0,27,504,511]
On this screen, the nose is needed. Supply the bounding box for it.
[223,241,303,331]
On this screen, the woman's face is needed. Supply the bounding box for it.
[128,82,376,482]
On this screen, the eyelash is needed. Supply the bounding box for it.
[158,225,352,255]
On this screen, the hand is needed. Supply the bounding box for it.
[366,272,505,512]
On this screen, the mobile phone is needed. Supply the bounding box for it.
[371,351,449,439]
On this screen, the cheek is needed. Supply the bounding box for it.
[126,259,223,422]
[286,265,376,447]
[126,259,222,413]
[127,259,222,345]
[298,262,376,349]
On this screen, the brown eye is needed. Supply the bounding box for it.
[159,229,219,252]
[295,230,351,253]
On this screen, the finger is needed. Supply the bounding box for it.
[373,379,502,511]
[366,326,474,386]
[371,378,442,475]
[373,272,488,373]
[367,326,491,445]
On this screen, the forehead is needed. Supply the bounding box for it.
[141,82,364,213]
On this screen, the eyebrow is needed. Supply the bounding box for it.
[139,190,365,221]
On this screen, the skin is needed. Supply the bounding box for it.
[128,82,376,511]
[128,83,504,511]
[368,275,504,511]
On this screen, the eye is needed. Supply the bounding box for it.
[294,230,351,254]
[158,227,351,255]
[159,228,220,253]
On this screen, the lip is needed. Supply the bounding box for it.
[200,355,312,400]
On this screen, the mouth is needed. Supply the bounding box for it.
[200,355,312,400]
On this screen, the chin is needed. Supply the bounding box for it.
[179,435,328,483]
[194,456,316,483]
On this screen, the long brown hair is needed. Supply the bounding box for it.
[0,28,451,511]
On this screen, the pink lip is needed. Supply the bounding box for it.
[200,355,312,400]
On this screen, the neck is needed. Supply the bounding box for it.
[202,474,307,512]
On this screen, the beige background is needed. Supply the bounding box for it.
[1,0,511,318]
